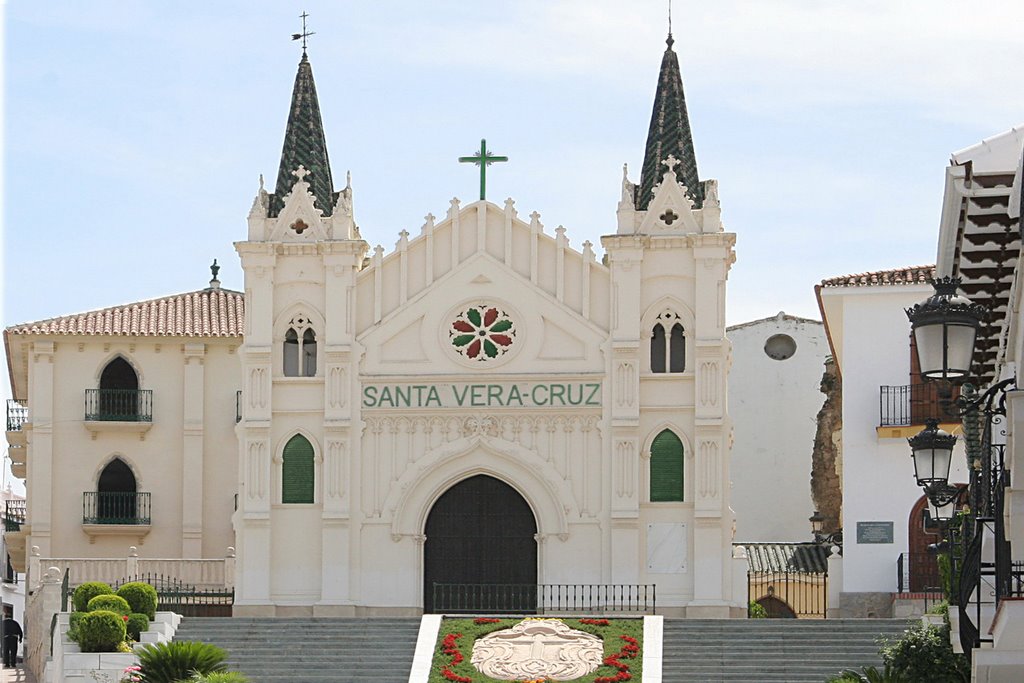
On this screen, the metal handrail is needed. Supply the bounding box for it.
[6,399,28,431]
[82,491,151,525]
[84,389,153,422]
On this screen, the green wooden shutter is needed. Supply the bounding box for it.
[650,430,683,502]
[282,435,315,504]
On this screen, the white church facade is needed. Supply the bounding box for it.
[5,35,744,618]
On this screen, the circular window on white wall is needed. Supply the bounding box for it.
[764,333,797,361]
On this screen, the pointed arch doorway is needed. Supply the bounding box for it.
[423,475,537,613]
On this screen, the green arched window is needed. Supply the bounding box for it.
[282,434,315,504]
[650,430,684,502]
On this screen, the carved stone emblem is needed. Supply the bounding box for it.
[470,619,603,681]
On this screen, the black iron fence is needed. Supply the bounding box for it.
[112,574,233,617]
[82,491,151,525]
[84,388,153,422]
[431,583,656,615]
[6,399,27,431]
[748,570,827,618]
[879,383,952,427]
[4,499,26,532]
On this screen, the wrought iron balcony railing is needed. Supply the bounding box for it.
[6,399,28,432]
[879,383,955,427]
[84,389,153,422]
[82,491,151,525]
[3,499,26,532]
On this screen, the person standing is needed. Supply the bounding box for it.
[2,613,23,667]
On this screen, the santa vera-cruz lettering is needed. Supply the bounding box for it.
[363,382,601,408]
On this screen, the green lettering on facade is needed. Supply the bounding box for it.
[425,385,442,407]
[585,383,601,406]
[549,383,566,405]
[531,384,549,406]
[362,385,378,408]
[452,385,470,406]
[507,384,524,406]
[487,384,505,406]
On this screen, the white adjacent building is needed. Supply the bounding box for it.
[728,313,827,542]
[817,266,971,617]
[4,34,746,620]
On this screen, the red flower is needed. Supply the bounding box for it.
[474,617,502,624]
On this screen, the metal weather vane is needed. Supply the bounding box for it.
[292,11,315,55]
[458,139,508,201]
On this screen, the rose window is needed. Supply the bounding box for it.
[450,305,516,361]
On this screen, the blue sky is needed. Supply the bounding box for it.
[4,1,1024,328]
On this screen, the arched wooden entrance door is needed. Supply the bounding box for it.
[423,475,537,613]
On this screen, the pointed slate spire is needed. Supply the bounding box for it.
[269,53,335,217]
[636,33,703,210]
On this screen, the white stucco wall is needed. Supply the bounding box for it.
[728,313,828,542]
[822,284,970,596]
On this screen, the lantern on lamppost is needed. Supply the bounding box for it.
[905,276,984,382]
[907,419,956,489]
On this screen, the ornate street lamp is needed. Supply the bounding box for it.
[905,276,984,382]
[924,483,961,524]
[809,510,824,538]
[907,419,956,488]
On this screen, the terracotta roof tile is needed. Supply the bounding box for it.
[6,289,244,338]
[819,265,936,288]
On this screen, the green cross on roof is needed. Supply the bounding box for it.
[458,139,508,201]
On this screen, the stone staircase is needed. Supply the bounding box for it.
[171,617,420,683]
[661,618,914,682]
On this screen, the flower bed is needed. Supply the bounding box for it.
[430,617,644,683]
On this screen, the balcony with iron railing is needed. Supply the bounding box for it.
[82,491,151,524]
[82,491,152,542]
[3,499,26,532]
[84,389,152,421]
[84,389,153,437]
[6,399,28,432]
[879,383,959,432]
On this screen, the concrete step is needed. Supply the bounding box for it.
[172,616,421,683]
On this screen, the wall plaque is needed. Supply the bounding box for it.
[856,521,894,544]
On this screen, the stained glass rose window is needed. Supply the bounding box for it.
[450,304,516,361]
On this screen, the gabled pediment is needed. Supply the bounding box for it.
[268,167,329,242]
[358,251,606,374]
[637,164,700,235]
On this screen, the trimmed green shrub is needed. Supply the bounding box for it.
[72,581,114,612]
[136,641,228,683]
[117,582,159,619]
[748,601,768,618]
[828,665,909,682]
[126,612,150,641]
[87,594,132,616]
[67,611,86,642]
[880,623,969,683]
[77,610,127,652]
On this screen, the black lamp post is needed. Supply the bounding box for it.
[906,276,1016,652]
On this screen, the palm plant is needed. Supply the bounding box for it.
[135,641,227,683]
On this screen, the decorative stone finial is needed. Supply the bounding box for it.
[662,154,681,176]
[292,165,311,183]
[209,259,221,290]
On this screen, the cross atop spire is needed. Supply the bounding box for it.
[291,11,315,56]
[268,48,335,218]
[636,24,703,210]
